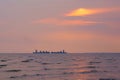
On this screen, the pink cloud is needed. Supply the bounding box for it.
[32,18,98,26]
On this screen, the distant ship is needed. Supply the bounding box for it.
[33,50,67,54]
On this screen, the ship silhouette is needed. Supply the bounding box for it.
[33,50,67,54]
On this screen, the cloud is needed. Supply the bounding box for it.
[65,8,118,16]
[32,18,98,26]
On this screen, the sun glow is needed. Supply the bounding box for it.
[66,8,94,16]
[65,8,116,16]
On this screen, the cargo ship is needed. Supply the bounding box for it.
[33,50,67,54]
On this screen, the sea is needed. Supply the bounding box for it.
[0,53,120,80]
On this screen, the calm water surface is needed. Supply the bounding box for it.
[0,53,120,80]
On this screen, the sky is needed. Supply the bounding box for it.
[0,0,120,53]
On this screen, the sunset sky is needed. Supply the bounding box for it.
[0,0,120,53]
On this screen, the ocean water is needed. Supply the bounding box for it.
[0,53,120,80]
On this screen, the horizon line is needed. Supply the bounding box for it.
[0,52,120,54]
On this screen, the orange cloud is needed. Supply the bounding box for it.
[32,18,97,26]
[65,8,117,16]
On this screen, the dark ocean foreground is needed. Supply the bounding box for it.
[0,53,120,80]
